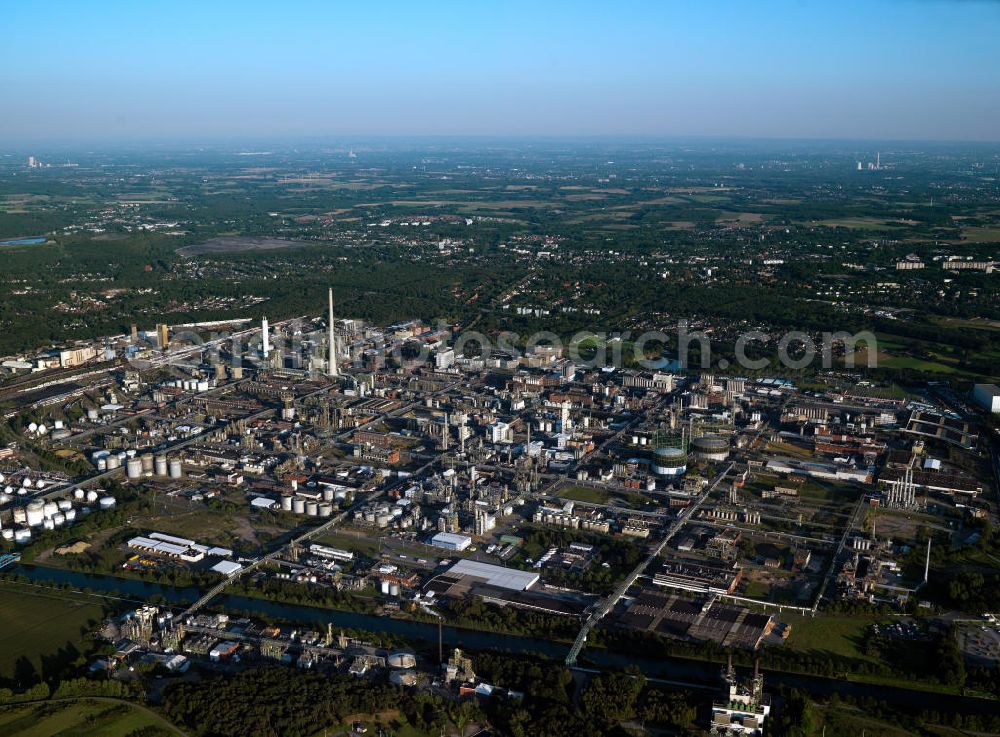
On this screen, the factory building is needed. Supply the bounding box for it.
[443,559,540,591]
[429,531,472,551]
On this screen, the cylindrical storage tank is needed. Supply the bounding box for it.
[652,446,688,477]
[322,487,335,502]
[376,513,391,528]
[86,408,99,421]
[64,508,77,522]
[690,435,730,462]
[86,490,99,503]
[305,501,319,517]
[52,512,65,526]
[22,478,32,488]
[74,489,85,500]
[380,580,391,595]
[280,495,293,512]
[387,652,417,669]
[0,493,10,505]
[292,498,305,514]
[26,502,45,527]
[168,460,183,479]
[43,502,58,518]
[58,499,72,511]
[106,455,121,470]
[126,458,143,480]
[140,454,154,473]
[1,529,13,540]
[99,496,116,510]
[154,456,168,476]
[197,381,209,392]
[389,583,400,597]
[319,503,333,518]
[42,518,55,531]
[12,508,26,524]
[35,479,46,489]
[14,528,31,543]
[96,458,107,471]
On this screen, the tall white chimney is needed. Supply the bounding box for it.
[261,316,270,357]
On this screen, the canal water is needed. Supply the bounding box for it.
[7,563,997,718]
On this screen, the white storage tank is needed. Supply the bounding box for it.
[26,502,45,527]
[58,499,72,511]
[97,458,107,471]
[13,507,27,525]
[64,508,77,522]
[280,495,293,511]
[126,458,143,480]
[86,490,99,503]
[99,496,116,510]
[35,479,46,489]
[140,454,154,473]
[154,456,168,476]
[1,529,13,541]
[43,502,58,518]
[14,528,31,543]
[168,460,183,479]
[306,501,319,517]
[319,503,333,518]
[106,455,121,470]
[380,580,391,595]
[389,583,400,597]
[74,489,85,500]
[52,512,65,526]
[42,518,55,531]
[292,498,305,514]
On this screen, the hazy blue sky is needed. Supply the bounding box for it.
[2,0,998,142]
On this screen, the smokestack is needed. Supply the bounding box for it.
[327,288,338,377]
[924,537,931,584]
[261,316,270,357]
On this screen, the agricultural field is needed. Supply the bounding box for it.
[0,699,181,737]
[0,585,106,684]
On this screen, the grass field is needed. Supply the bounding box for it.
[785,613,880,662]
[0,585,106,683]
[0,698,180,737]
[814,703,969,737]
[558,485,610,504]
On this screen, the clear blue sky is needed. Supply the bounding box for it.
[2,0,998,142]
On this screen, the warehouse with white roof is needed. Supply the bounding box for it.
[444,559,539,591]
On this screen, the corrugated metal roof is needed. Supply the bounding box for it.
[447,559,539,591]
